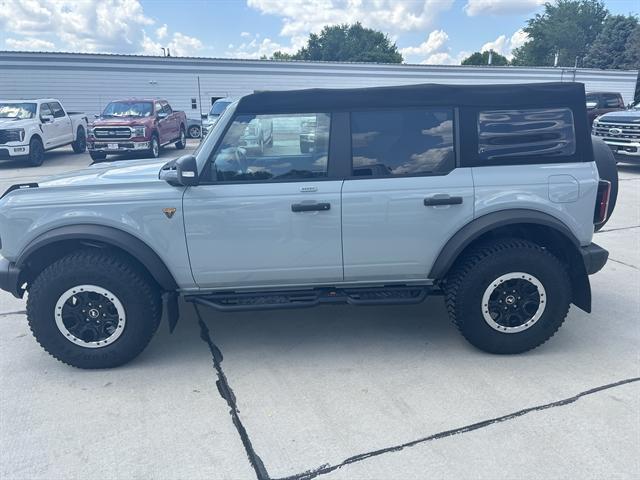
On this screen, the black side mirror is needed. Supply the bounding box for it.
[94,114,100,119]
[159,155,199,186]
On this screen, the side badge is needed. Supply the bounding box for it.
[163,207,176,219]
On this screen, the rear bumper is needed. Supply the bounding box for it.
[581,243,608,275]
[0,255,23,298]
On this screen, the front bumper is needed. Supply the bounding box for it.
[0,144,30,159]
[0,255,23,298]
[88,140,150,153]
[602,140,640,162]
[581,243,608,275]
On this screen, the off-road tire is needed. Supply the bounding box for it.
[89,151,107,162]
[27,250,162,369]
[592,137,618,231]
[27,136,45,167]
[444,238,571,354]
[175,126,186,149]
[71,126,86,153]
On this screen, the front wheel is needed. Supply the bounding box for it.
[445,239,571,354]
[188,125,201,138]
[175,127,186,149]
[26,250,161,369]
[148,134,160,158]
[27,136,45,167]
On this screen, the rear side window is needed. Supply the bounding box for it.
[48,102,65,118]
[477,108,576,162]
[350,109,455,177]
[602,93,622,108]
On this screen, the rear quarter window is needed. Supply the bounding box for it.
[477,108,576,162]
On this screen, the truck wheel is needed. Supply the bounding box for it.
[27,136,45,167]
[89,151,107,162]
[148,134,160,158]
[71,126,86,153]
[26,250,162,369]
[188,125,201,138]
[445,238,571,354]
[175,127,186,150]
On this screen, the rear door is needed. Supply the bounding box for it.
[161,101,179,141]
[341,108,474,282]
[155,101,171,144]
[183,111,344,288]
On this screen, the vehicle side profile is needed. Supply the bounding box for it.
[87,98,187,161]
[0,98,88,166]
[0,82,616,369]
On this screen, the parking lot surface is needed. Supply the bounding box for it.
[0,158,638,479]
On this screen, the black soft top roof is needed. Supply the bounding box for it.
[236,82,586,114]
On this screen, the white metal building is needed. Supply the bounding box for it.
[1,51,637,118]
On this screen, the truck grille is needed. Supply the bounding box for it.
[592,122,640,141]
[0,129,22,144]
[93,127,132,140]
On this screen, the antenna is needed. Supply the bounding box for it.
[161,47,166,57]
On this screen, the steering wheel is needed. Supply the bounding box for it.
[233,147,248,173]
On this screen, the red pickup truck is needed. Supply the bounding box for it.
[87,99,187,161]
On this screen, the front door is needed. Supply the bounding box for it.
[183,111,343,288]
[341,108,474,282]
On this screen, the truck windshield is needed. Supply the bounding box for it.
[102,101,153,118]
[0,102,36,119]
[209,101,231,116]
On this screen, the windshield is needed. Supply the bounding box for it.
[209,101,231,116]
[0,102,37,119]
[102,101,153,118]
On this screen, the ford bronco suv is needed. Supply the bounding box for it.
[0,83,617,369]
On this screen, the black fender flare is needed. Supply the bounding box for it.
[17,224,178,292]
[429,209,591,312]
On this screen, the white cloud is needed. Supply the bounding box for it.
[226,34,295,59]
[5,37,56,51]
[0,0,203,56]
[240,31,251,38]
[141,30,203,57]
[400,30,449,59]
[245,0,455,57]
[422,51,470,65]
[464,0,544,16]
[156,24,168,40]
[509,29,529,51]
[480,29,529,60]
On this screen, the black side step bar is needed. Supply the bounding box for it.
[185,285,431,312]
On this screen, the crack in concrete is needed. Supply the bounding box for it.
[0,310,26,317]
[608,258,639,270]
[193,303,271,480]
[596,225,640,233]
[276,377,640,480]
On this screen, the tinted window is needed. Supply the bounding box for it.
[602,93,622,108]
[350,109,455,177]
[478,108,575,161]
[49,102,65,118]
[210,101,231,116]
[161,101,172,114]
[39,103,52,118]
[103,101,153,117]
[210,113,330,182]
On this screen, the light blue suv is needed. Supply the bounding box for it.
[0,82,617,368]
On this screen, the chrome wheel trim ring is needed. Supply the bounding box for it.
[54,285,126,348]
[189,126,200,138]
[481,272,546,334]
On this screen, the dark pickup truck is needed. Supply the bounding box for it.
[88,99,187,161]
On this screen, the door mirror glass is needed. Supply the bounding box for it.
[40,114,54,123]
[159,155,199,186]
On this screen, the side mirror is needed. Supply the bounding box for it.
[157,111,168,120]
[41,114,54,123]
[94,114,100,119]
[586,101,598,110]
[159,155,199,186]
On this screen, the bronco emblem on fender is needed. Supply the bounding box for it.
[163,207,176,219]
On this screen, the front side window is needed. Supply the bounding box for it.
[209,113,330,182]
[478,108,576,162]
[39,103,53,118]
[102,101,153,118]
[350,109,455,177]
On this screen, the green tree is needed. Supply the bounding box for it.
[511,0,608,66]
[461,51,509,66]
[268,23,403,63]
[584,15,639,69]
[621,25,640,102]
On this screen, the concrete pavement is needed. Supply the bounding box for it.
[0,162,638,479]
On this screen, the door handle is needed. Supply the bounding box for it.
[291,202,331,212]
[423,195,463,206]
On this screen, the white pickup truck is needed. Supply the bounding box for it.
[0,99,88,166]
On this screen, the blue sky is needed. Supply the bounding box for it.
[0,0,638,64]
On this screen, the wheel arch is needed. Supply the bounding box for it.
[16,224,178,293]
[431,209,591,312]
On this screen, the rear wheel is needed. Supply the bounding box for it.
[592,137,618,230]
[26,250,162,369]
[71,126,86,153]
[27,136,45,167]
[445,238,571,354]
[188,125,201,138]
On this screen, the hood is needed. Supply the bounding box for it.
[38,158,168,188]
[92,117,153,127]
[0,118,34,129]
[596,109,640,123]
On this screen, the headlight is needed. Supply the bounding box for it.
[3,129,25,142]
[132,126,145,137]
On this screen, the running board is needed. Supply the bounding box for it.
[185,285,431,312]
